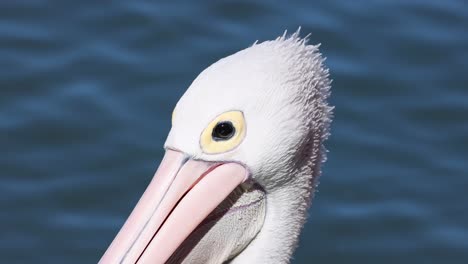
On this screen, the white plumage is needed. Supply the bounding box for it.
[100,29,332,264]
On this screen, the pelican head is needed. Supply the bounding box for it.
[100,30,332,264]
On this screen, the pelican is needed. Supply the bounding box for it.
[100,30,333,264]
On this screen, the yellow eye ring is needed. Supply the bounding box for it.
[200,111,246,154]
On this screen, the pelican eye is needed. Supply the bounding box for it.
[212,121,235,141]
[200,110,246,154]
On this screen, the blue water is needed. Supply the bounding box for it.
[1,1,467,263]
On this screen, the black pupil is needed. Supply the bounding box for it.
[212,121,235,141]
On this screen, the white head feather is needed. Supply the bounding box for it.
[166,29,333,263]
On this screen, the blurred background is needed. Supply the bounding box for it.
[1,1,467,263]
